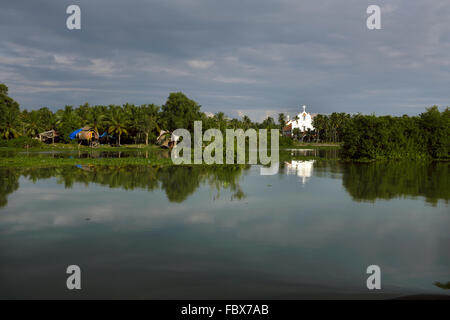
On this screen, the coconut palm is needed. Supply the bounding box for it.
[55,106,82,142]
[107,107,128,145]
[214,112,227,132]
[123,103,140,143]
[86,106,106,134]
[242,115,252,130]
[25,111,43,138]
[1,108,20,140]
[278,113,286,129]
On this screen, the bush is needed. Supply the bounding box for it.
[341,106,449,160]
[279,135,294,147]
[0,137,45,148]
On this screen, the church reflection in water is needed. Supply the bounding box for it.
[284,160,315,184]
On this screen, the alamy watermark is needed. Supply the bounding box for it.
[66,5,81,30]
[366,265,381,290]
[66,265,81,290]
[66,5,382,31]
[366,5,381,30]
[170,121,279,175]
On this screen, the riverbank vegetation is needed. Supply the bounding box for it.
[0,83,340,149]
[341,107,449,160]
[0,148,336,168]
[1,83,287,145]
[1,83,448,160]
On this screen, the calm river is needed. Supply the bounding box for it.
[0,150,448,299]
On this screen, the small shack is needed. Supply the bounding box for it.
[156,130,179,149]
[69,126,100,147]
[38,130,59,144]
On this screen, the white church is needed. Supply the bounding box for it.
[282,105,315,136]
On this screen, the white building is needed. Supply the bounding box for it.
[283,105,315,136]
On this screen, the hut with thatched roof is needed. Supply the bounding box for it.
[38,130,59,144]
[69,126,99,146]
[156,130,179,149]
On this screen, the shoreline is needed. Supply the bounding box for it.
[0,142,342,152]
[1,145,448,168]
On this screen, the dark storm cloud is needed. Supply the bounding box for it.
[1,0,449,120]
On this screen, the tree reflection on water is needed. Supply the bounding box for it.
[0,160,448,208]
[0,165,248,207]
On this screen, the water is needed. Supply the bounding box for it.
[0,152,449,299]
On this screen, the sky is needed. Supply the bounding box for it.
[0,0,449,121]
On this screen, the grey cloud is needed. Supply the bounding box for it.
[0,0,449,120]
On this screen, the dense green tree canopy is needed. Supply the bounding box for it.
[341,107,449,160]
[0,84,21,140]
[160,92,202,132]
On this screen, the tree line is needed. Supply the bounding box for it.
[340,107,449,160]
[1,83,448,159]
[0,84,283,145]
[0,82,368,146]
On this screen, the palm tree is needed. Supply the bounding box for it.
[86,106,105,135]
[278,113,286,129]
[262,116,275,129]
[124,103,139,143]
[76,103,90,125]
[304,128,314,142]
[2,109,20,140]
[242,115,252,130]
[229,118,240,129]
[214,112,227,132]
[292,128,301,141]
[107,107,128,145]
[55,106,81,142]
[25,111,43,138]
[312,114,325,142]
[56,106,80,129]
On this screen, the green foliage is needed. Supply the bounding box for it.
[0,136,44,148]
[279,135,294,147]
[136,104,159,145]
[107,106,128,145]
[0,84,21,140]
[260,116,276,129]
[56,106,82,143]
[419,106,450,159]
[278,113,286,129]
[341,107,449,160]
[0,83,291,146]
[292,128,301,140]
[160,92,202,132]
[312,112,351,143]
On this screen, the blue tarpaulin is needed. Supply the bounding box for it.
[100,132,114,139]
[69,128,83,140]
